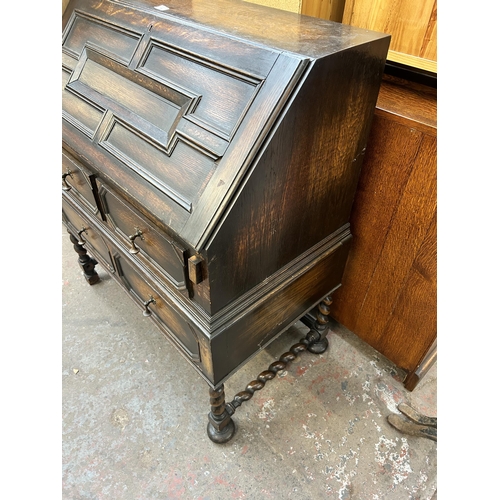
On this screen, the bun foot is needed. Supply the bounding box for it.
[207,418,236,444]
[307,336,329,354]
[85,273,100,285]
[207,384,236,444]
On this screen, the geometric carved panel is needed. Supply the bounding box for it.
[62,39,262,214]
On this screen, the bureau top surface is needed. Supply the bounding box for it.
[64,0,387,59]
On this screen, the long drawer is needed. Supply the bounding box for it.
[96,179,188,291]
[111,246,202,364]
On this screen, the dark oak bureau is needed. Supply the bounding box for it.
[62,0,389,443]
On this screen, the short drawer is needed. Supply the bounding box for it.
[97,181,188,290]
[62,150,99,214]
[113,250,201,362]
[62,196,114,273]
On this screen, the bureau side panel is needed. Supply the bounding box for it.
[204,39,389,314]
[208,239,351,386]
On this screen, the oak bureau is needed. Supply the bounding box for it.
[62,0,390,443]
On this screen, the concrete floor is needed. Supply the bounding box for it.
[62,227,437,499]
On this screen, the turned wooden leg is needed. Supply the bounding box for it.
[307,295,333,354]
[224,297,333,418]
[207,384,236,444]
[207,294,334,443]
[68,230,100,285]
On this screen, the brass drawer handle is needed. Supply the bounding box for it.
[128,228,144,254]
[77,226,88,245]
[62,169,73,191]
[143,296,156,317]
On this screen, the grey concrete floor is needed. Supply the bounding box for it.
[62,227,437,499]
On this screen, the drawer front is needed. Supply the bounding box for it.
[62,150,98,214]
[62,197,114,273]
[97,181,187,290]
[114,250,200,362]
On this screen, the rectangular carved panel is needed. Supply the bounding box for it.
[141,41,261,139]
[78,56,181,132]
[62,11,141,62]
[62,67,103,135]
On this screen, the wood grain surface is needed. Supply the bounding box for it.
[301,0,346,22]
[342,0,437,72]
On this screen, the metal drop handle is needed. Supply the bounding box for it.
[77,227,88,245]
[128,228,144,254]
[62,169,73,191]
[143,296,156,317]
